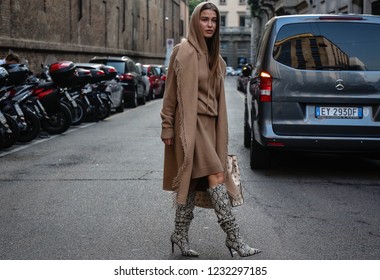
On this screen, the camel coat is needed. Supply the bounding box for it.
[160,2,242,206]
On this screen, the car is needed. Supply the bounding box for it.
[234,67,242,76]
[89,56,146,107]
[226,66,236,76]
[136,62,151,101]
[237,64,252,93]
[237,74,249,93]
[75,63,124,113]
[153,64,167,97]
[243,14,380,169]
[142,64,164,99]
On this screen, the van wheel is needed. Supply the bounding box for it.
[244,123,250,148]
[250,138,271,169]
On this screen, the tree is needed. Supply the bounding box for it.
[189,0,204,16]
[247,0,260,18]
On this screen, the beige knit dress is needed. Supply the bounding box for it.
[191,63,223,180]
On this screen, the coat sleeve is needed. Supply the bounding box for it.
[160,46,179,139]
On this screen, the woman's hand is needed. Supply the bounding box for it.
[162,138,174,146]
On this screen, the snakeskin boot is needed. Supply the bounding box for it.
[207,183,261,257]
[170,191,199,257]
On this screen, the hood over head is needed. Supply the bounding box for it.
[187,2,221,54]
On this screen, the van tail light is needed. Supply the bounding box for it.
[119,73,134,81]
[259,71,272,102]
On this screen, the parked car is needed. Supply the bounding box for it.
[237,64,252,93]
[226,66,236,76]
[153,64,167,97]
[237,74,248,93]
[142,64,164,99]
[75,63,124,112]
[243,14,380,169]
[89,56,146,107]
[234,67,242,76]
[136,62,151,101]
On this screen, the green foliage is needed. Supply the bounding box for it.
[189,0,204,16]
[247,0,260,18]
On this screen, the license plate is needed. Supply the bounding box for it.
[316,106,363,119]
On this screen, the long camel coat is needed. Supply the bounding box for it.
[160,2,242,206]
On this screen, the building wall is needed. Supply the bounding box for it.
[213,0,248,26]
[207,0,251,68]
[0,0,188,73]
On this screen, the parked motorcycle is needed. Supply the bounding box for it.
[0,66,20,149]
[74,66,113,122]
[0,108,19,149]
[0,84,41,143]
[32,81,72,135]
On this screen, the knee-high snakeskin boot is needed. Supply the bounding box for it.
[170,191,199,257]
[207,183,261,257]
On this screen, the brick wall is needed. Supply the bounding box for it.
[0,0,182,73]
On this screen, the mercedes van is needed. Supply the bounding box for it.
[243,14,380,169]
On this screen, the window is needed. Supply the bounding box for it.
[104,62,125,74]
[273,22,380,70]
[127,61,137,73]
[239,15,245,27]
[237,41,250,49]
[220,15,226,27]
[239,0,246,5]
[219,0,226,5]
[180,20,184,37]
[78,0,83,20]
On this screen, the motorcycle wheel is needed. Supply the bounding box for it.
[17,107,41,143]
[0,113,19,149]
[97,99,111,120]
[41,103,72,134]
[71,99,87,126]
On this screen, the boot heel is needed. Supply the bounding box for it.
[226,245,234,258]
[208,184,262,258]
[171,233,199,257]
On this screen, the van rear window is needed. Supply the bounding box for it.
[273,22,380,71]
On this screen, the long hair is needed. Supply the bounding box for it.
[200,2,222,77]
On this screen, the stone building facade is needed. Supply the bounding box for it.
[0,0,189,73]
[207,0,252,69]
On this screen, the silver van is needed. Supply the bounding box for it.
[243,14,380,169]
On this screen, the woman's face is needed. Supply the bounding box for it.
[199,9,217,38]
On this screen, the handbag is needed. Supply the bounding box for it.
[227,154,244,207]
[194,155,244,208]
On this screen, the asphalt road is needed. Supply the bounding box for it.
[0,76,379,260]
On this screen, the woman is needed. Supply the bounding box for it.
[160,2,261,258]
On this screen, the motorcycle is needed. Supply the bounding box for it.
[39,63,87,126]
[0,83,41,143]
[75,66,113,122]
[0,66,20,149]
[31,80,72,135]
[0,108,19,149]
